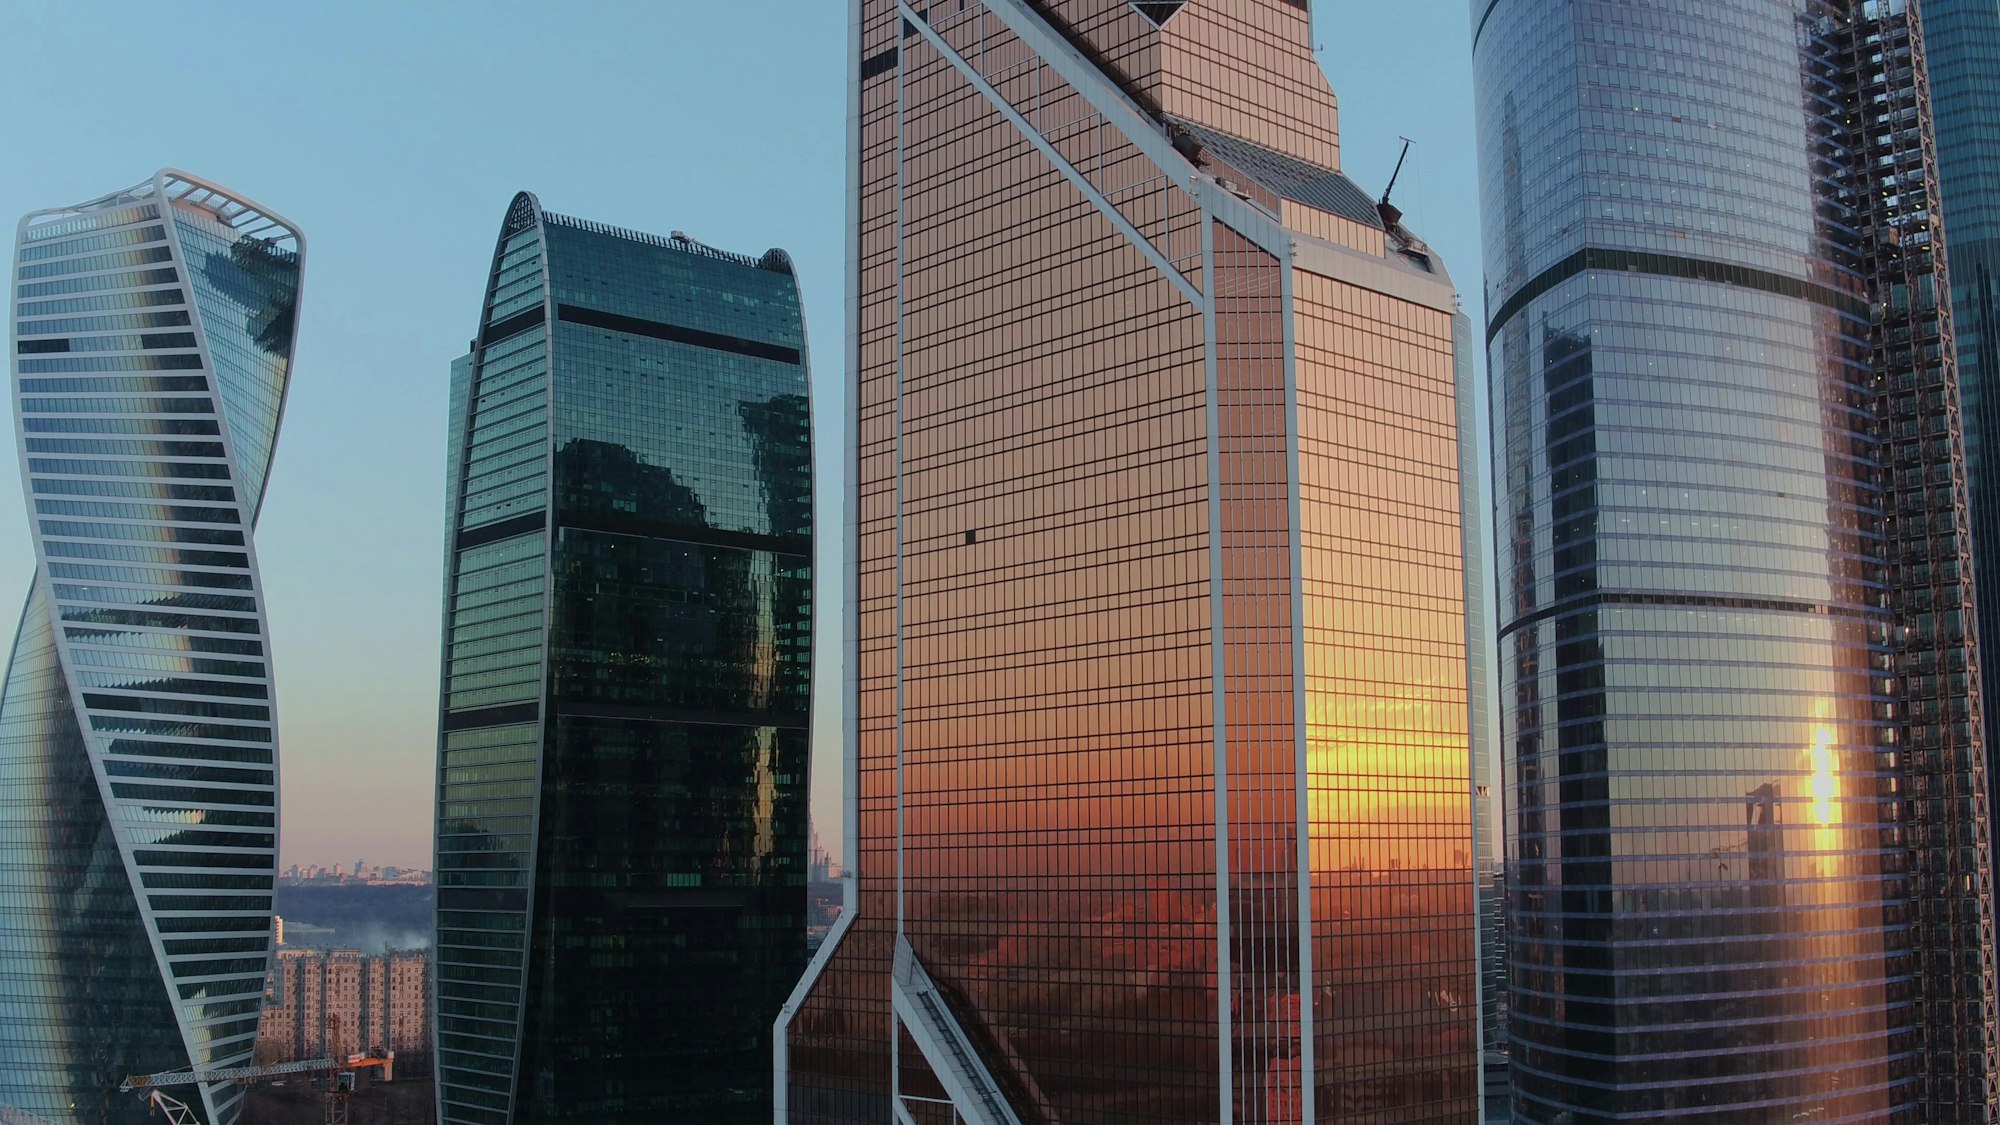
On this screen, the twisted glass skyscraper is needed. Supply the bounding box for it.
[1474,1,1996,1120]
[433,195,812,1125]
[1,171,302,1125]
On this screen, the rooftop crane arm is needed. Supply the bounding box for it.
[121,1057,341,1091]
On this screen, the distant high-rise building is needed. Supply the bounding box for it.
[432,195,813,1125]
[0,170,302,1125]
[261,947,430,1063]
[1473,1,1997,1120]
[780,2,1481,1121]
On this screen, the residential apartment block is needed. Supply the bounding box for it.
[261,948,430,1065]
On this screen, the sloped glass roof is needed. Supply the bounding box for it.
[1173,119,1386,230]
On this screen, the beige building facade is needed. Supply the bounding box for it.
[781,2,1479,1121]
[261,948,431,1063]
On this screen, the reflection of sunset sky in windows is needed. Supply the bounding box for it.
[785,2,1477,1121]
[1478,0,1997,1120]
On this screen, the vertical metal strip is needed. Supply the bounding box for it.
[1203,212,1234,1124]
[1281,254,1314,1123]
[842,0,865,931]
[1452,308,1491,1122]
[892,6,910,1105]
[433,194,550,1125]
[774,6,871,1117]
[1905,1,2000,1104]
[432,354,465,1125]
[517,201,557,1125]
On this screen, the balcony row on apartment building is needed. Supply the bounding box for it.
[259,946,432,1074]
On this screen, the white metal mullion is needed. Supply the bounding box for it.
[47,574,251,593]
[17,265,175,292]
[893,3,910,1106]
[69,661,264,676]
[1201,211,1234,1123]
[19,227,170,266]
[21,347,202,359]
[1280,248,1315,1121]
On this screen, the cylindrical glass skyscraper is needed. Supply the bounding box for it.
[1475,0,1995,1120]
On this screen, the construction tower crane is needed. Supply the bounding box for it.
[120,1052,394,1125]
[134,1092,200,1125]
[120,1058,343,1092]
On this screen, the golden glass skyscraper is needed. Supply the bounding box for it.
[780,2,1483,1121]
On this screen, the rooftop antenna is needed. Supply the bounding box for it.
[1378,137,1413,229]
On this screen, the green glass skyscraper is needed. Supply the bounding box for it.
[2,169,301,1125]
[433,193,812,1125]
[1924,0,2000,908]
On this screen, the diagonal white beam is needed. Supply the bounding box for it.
[897,1,1204,308]
[979,0,1291,258]
[890,939,1026,1125]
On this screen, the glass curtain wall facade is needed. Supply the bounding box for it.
[432,195,812,1125]
[1472,0,1997,1120]
[780,2,1482,1122]
[1922,0,2000,910]
[1,171,302,1125]
[1456,307,1509,1113]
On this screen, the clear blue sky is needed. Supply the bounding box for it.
[0,1,1481,870]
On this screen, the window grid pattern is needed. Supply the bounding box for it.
[1848,3,1998,1115]
[433,218,551,1125]
[927,2,1207,292]
[1036,0,1339,168]
[916,17,1216,1117]
[1295,272,1477,1121]
[1923,3,2000,854]
[1475,0,2000,1119]
[786,3,1478,1122]
[2,171,300,1125]
[1212,223,1302,1123]
[434,196,811,1125]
